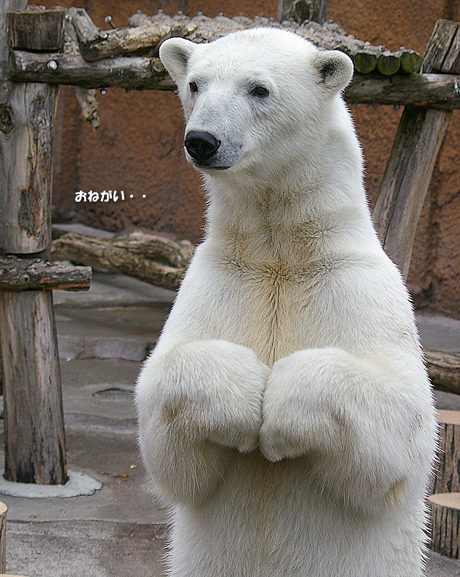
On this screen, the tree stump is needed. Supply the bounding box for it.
[429,492,460,558]
[432,410,460,495]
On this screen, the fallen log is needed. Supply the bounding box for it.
[425,349,460,395]
[51,231,194,291]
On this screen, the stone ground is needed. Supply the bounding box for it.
[0,267,459,576]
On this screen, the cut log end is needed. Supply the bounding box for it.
[429,492,460,559]
[431,410,460,495]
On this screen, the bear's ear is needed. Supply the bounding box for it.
[159,38,197,85]
[313,50,353,92]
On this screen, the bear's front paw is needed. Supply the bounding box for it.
[258,353,319,462]
[259,421,307,462]
[158,340,269,453]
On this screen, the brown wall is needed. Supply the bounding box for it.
[34,0,460,319]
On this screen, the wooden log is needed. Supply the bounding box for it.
[0,0,67,485]
[429,492,460,558]
[425,350,460,395]
[8,50,171,90]
[372,19,460,280]
[44,10,418,77]
[51,232,194,291]
[9,49,460,108]
[63,10,100,127]
[432,411,460,495]
[7,8,65,52]
[0,502,6,573]
[0,290,67,484]
[344,73,460,109]
[74,86,100,127]
[67,7,101,46]
[70,9,172,62]
[0,78,58,254]
[277,0,328,24]
[353,51,377,74]
[398,49,423,74]
[0,256,92,291]
[376,50,400,76]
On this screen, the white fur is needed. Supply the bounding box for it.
[136,28,437,577]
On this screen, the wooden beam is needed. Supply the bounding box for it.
[346,73,460,108]
[8,50,460,107]
[0,256,92,291]
[372,19,460,279]
[8,50,172,90]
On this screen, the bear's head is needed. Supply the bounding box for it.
[159,28,355,187]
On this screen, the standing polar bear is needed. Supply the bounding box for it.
[136,28,437,577]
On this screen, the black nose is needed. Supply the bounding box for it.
[185,131,220,163]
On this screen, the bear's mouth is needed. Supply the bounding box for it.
[190,160,231,171]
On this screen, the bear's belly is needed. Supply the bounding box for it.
[168,452,424,577]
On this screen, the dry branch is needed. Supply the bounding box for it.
[51,231,194,291]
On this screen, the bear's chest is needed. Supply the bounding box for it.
[214,252,326,366]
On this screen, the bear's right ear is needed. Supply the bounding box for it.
[313,50,353,92]
[159,38,197,85]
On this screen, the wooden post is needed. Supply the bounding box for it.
[372,20,460,280]
[0,3,67,484]
[0,502,6,573]
[277,0,327,24]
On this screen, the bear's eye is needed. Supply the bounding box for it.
[189,82,198,94]
[250,85,270,98]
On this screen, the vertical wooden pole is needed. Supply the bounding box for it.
[0,502,6,573]
[0,2,67,484]
[372,20,460,280]
[277,0,327,24]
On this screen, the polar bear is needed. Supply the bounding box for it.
[135,28,437,577]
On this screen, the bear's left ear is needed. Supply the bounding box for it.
[159,37,197,86]
[313,50,353,92]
